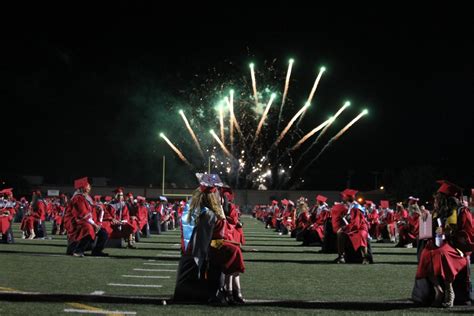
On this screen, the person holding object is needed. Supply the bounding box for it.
[413,180,474,308]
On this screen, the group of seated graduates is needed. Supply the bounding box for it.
[254,189,444,264]
[0,182,182,255]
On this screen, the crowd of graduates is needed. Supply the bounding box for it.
[253,189,375,263]
[0,174,247,305]
[253,192,426,253]
[1,178,473,308]
[0,185,180,252]
[253,181,474,308]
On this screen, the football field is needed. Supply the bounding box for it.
[0,216,470,315]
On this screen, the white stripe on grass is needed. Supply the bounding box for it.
[89,291,105,295]
[64,309,136,315]
[107,283,162,288]
[122,275,170,279]
[133,268,176,272]
[156,254,181,257]
[144,263,178,266]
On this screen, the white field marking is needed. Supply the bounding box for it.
[89,291,105,295]
[122,275,170,279]
[144,262,178,266]
[64,309,136,315]
[147,259,156,262]
[133,268,176,272]
[161,251,180,254]
[84,256,110,259]
[107,283,162,288]
[156,254,180,257]
[243,299,414,304]
[19,253,65,258]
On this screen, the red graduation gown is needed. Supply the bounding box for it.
[345,208,369,251]
[209,218,245,275]
[67,194,96,242]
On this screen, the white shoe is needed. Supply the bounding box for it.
[278,232,283,236]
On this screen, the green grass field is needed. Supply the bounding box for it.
[0,216,471,315]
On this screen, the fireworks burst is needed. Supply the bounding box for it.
[159,59,368,189]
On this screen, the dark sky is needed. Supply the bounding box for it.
[2,4,473,192]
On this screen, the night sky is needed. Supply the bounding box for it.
[2,4,473,193]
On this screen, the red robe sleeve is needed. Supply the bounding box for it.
[331,204,348,232]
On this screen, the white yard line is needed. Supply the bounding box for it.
[107,283,162,288]
[64,309,136,315]
[156,254,181,257]
[89,291,105,295]
[133,268,176,272]
[122,275,170,279]
[144,262,178,266]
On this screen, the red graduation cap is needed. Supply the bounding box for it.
[0,188,13,196]
[341,189,358,199]
[316,195,328,203]
[380,200,389,209]
[136,196,146,201]
[113,187,124,194]
[365,200,374,206]
[271,200,278,205]
[93,195,101,202]
[74,177,90,190]
[281,199,289,206]
[437,180,463,197]
[105,196,112,202]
